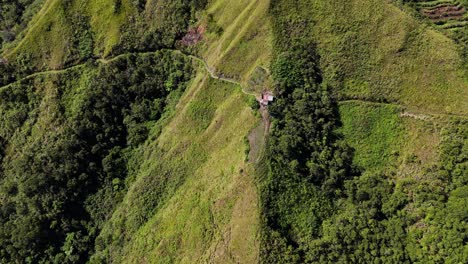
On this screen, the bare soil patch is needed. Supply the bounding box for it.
[181,25,206,46]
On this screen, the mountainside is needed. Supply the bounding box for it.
[0,0,466,263]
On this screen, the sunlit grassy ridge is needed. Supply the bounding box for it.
[123,74,260,263]
[3,0,136,69]
[92,66,260,263]
[200,0,273,90]
[87,0,135,56]
[1,0,196,72]
[4,0,76,69]
[304,0,467,115]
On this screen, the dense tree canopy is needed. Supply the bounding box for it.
[0,52,193,263]
[260,1,468,263]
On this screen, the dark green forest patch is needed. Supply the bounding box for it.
[0,51,193,263]
[258,0,468,263]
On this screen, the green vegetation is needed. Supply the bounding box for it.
[0,0,44,49]
[307,117,467,263]
[0,50,193,263]
[402,0,468,67]
[338,101,405,173]
[0,0,466,263]
[2,0,206,73]
[258,0,467,263]
[305,0,467,115]
[0,0,266,262]
[259,1,355,261]
[91,69,259,263]
[199,0,273,88]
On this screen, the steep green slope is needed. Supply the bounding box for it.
[1,0,201,74]
[259,0,467,262]
[0,50,194,262]
[91,1,274,261]
[200,0,272,86]
[0,0,44,49]
[0,0,466,263]
[295,0,467,115]
[318,110,467,263]
[92,67,260,263]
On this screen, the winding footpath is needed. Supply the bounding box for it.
[2,49,258,98]
[175,51,258,97]
[1,50,466,121]
[0,63,87,90]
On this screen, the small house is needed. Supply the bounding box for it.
[260,91,274,106]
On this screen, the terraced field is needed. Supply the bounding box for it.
[415,0,468,45]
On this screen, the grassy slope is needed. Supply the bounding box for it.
[308,0,466,211]
[337,100,467,261]
[319,0,466,189]
[87,0,135,56]
[3,0,136,69]
[263,1,466,260]
[93,1,275,261]
[99,2,275,261]
[128,72,259,263]
[338,101,442,178]
[200,0,273,91]
[338,101,406,175]
[4,0,73,69]
[94,66,260,263]
[306,0,467,115]
[93,1,277,259]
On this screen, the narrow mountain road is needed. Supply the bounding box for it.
[171,50,258,98]
[188,54,257,97]
[2,50,466,121]
[2,49,258,98]
[339,99,467,120]
[0,63,86,90]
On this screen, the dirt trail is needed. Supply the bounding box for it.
[3,57,466,121]
[400,112,431,121]
[260,105,271,134]
[340,99,468,120]
[1,49,273,165]
[0,64,86,90]
[1,48,267,124]
[183,52,258,97]
[2,49,255,98]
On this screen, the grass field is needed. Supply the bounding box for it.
[92,65,260,263]
[304,0,468,115]
[338,100,443,178]
[2,0,136,69]
[338,101,405,174]
[199,0,273,93]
